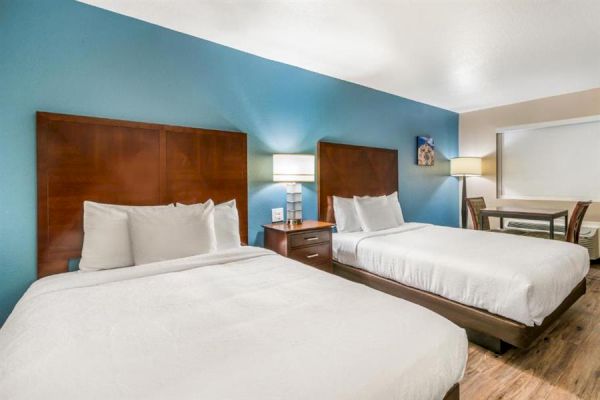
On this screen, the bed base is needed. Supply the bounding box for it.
[465,329,513,354]
[443,383,460,400]
[333,261,586,353]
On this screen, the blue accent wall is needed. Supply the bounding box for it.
[0,0,458,323]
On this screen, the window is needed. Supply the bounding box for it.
[497,115,600,201]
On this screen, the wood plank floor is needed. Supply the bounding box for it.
[462,264,600,399]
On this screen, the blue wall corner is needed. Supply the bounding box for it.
[0,0,458,323]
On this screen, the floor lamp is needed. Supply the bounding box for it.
[450,157,482,228]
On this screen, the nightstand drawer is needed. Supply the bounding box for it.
[289,230,330,248]
[289,243,331,266]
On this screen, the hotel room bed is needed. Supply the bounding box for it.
[317,140,588,351]
[333,223,589,326]
[4,112,467,400]
[0,247,467,400]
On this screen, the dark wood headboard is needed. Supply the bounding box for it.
[317,141,398,223]
[37,112,247,277]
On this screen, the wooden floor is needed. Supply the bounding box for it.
[462,264,600,399]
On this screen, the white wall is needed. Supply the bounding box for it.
[459,88,600,228]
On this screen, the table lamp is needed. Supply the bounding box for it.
[273,154,315,224]
[450,157,482,228]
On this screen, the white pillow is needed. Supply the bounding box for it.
[353,195,399,232]
[79,201,173,271]
[129,200,217,265]
[333,196,362,233]
[177,200,242,250]
[387,191,405,224]
[214,200,242,250]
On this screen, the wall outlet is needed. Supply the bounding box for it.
[271,207,284,223]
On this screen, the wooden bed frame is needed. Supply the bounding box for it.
[37,112,248,277]
[444,383,459,400]
[317,140,586,352]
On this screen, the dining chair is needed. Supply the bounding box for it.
[522,201,592,244]
[466,197,489,230]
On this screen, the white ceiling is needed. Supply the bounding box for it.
[79,0,600,112]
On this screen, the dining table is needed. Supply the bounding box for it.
[479,206,568,239]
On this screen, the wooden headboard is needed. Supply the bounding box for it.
[317,141,398,223]
[37,112,247,277]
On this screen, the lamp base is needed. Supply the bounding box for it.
[286,183,303,224]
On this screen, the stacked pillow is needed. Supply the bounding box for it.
[79,199,241,271]
[333,192,405,233]
[79,202,174,271]
[177,200,241,252]
[128,201,217,266]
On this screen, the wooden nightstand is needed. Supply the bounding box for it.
[263,221,335,272]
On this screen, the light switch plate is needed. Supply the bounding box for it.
[271,207,284,223]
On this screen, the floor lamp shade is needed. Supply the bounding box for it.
[273,154,315,223]
[451,157,482,228]
[450,157,482,177]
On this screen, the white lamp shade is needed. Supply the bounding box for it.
[273,154,315,182]
[450,157,482,176]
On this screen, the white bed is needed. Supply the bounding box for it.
[333,223,590,326]
[0,247,467,400]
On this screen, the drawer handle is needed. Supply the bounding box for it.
[306,253,319,259]
[305,237,319,241]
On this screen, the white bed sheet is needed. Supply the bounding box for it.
[333,223,589,326]
[0,246,467,400]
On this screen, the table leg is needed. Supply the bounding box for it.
[565,215,568,237]
[479,214,483,230]
[550,219,555,240]
[500,217,504,229]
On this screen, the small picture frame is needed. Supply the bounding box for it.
[417,136,435,166]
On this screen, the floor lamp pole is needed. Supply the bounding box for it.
[461,175,467,228]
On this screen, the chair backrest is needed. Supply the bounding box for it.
[466,197,489,230]
[566,201,592,244]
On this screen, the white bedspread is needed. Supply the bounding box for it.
[333,223,589,326]
[0,247,467,400]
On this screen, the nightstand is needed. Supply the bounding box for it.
[263,221,335,272]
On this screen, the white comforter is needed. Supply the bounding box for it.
[0,247,467,400]
[333,223,589,326]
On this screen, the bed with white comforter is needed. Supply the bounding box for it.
[0,247,467,400]
[333,223,589,326]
